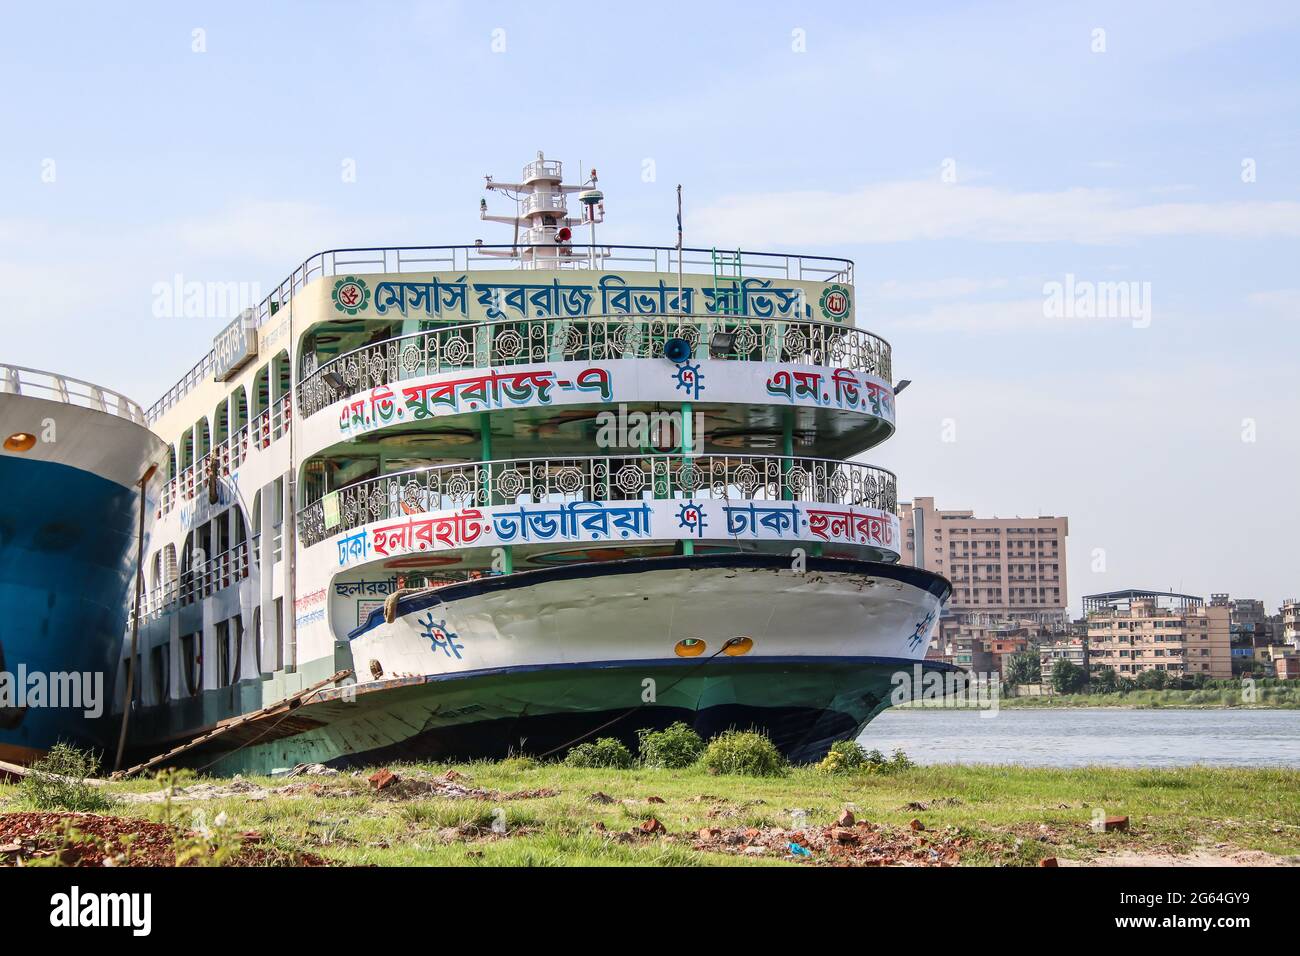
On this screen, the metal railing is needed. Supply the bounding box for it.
[159,394,291,517]
[146,244,855,423]
[298,453,896,548]
[132,539,253,624]
[298,313,891,418]
[1,363,146,424]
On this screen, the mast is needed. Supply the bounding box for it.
[478,151,604,268]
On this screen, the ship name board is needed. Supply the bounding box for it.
[213,312,258,381]
[327,271,853,324]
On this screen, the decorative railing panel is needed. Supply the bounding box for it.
[298,315,891,418]
[298,453,896,549]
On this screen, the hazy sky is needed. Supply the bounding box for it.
[2,1,1297,614]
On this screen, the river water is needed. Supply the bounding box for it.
[860,707,1300,768]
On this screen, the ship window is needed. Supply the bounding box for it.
[180,427,195,470]
[214,397,229,447]
[231,385,248,432]
[277,597,292,669]
[151,643,170,704]
[180,632,201,696]
[216,620,231,688]
[232,615,245,682]
[195,417,211,460]
[253,606,263,674]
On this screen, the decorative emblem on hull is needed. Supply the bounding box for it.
[908,608,936,652]
[417,613,465,659]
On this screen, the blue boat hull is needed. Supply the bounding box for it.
[0,455,140,762]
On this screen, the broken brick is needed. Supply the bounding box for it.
[367,769,399,791]
[836,808,856,827]
[1104,816,1129,832]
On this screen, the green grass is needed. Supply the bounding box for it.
[999,686,1300,709]
[3,760,1297,866]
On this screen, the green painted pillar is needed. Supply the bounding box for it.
[681,401,694,556]
[481,412,512,574]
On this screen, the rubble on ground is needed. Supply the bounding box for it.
[0,812,330,867]
[688,816,971,866]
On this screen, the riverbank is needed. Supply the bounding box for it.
[3,762,1297,866]
[997,686,1300,709]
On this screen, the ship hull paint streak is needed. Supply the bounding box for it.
[0,394,161,761]
[158,556,951,774]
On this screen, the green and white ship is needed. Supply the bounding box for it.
[122,152,952,774]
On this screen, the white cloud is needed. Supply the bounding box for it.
[878,298,1054,333]
[167,200,418,265]
[691,181,1300,247]
[870,277,1012,301]
[1247,289,1300,314]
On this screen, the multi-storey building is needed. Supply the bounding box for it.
[1282,598,1300,649]
[1039,637,1089,684]
[1083,589,1231,680]
[1213,594,1274,647]
[899,497,1068,654]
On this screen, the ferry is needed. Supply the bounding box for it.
[0,365,164,764]
[121,152,952,773]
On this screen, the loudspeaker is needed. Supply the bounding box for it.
[664,337,692,363]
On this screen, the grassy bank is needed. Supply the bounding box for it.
[4,761,1297,866]
[998,686,1300,709]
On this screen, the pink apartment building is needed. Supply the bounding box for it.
[898,497,1069,633]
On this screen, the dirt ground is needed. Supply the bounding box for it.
[0,811,331,867]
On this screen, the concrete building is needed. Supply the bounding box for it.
[1213,594,1274,647]
[899,497,1068,654]
[1083,589,1231,680]
[899,498,1068,625]
[1282,598,1300,649]
[1040,637,1090,684]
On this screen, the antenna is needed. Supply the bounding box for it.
[478,151,603,269]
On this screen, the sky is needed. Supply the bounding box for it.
[2,1,1298,615]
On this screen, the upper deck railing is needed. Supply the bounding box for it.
[1,363,146,424]
[146,244,855,424]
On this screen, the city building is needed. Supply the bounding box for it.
[898,497,1068,651]
[1213,594,1274,647]
[1282,598,1300,649]
[1276,654,1300,680]
[1039,637,1090,684]
[1083,589,1231,680]
[950,634,992,674]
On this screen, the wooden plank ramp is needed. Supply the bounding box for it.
[110,669,352,779]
